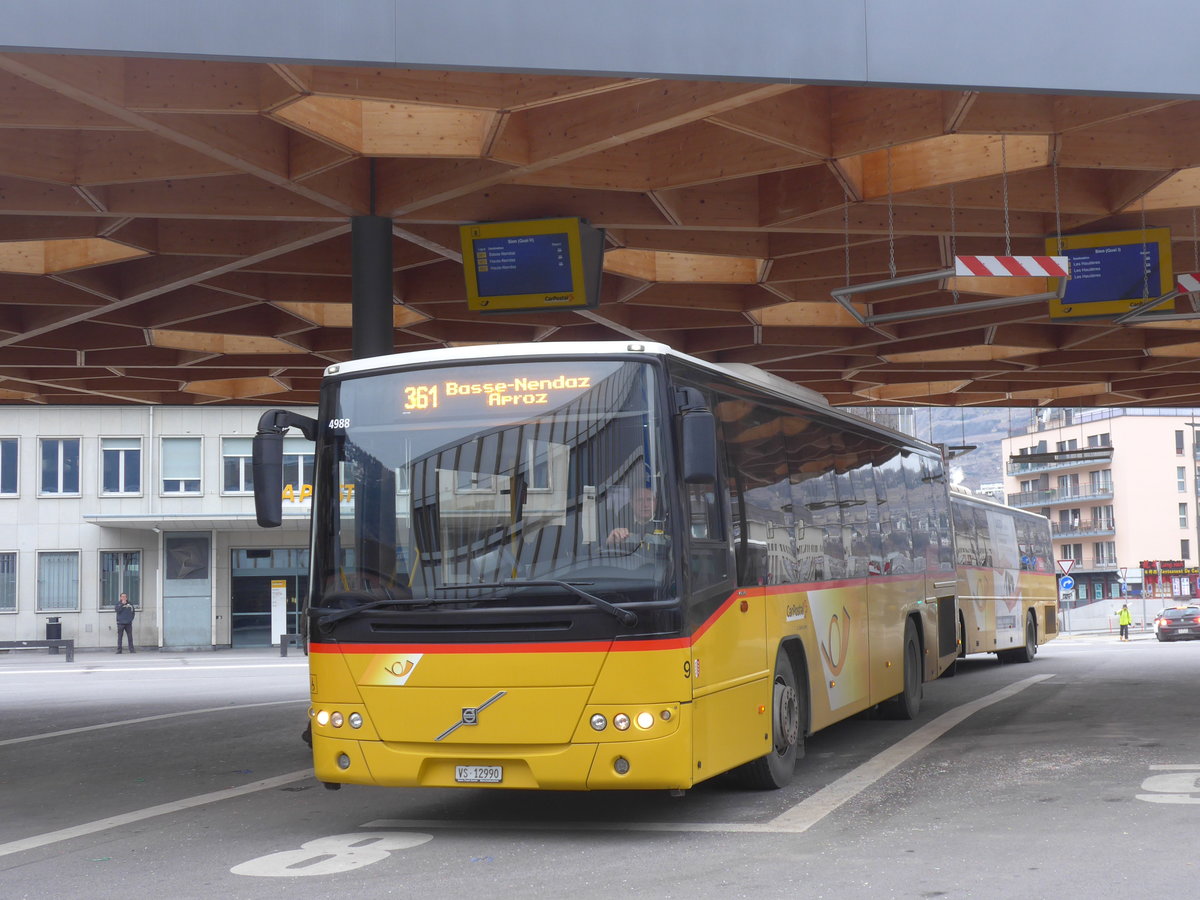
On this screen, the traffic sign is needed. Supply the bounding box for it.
[1057,559,1075,576]
[1059,575,1075,592]
[1119,567,1128,582]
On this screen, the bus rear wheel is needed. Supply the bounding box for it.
[885,619,922,720]
[733,651,803,789]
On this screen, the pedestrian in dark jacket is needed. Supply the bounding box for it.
[115,592,135,653]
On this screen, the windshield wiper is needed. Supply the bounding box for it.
[457,580,638,626]
[313,591,433,629]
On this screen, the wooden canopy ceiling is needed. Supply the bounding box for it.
[2,52,1200,408]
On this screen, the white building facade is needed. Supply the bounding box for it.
[1003,409,1200,623]
[0,405,315,650]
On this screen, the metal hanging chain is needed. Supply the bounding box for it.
[887,146,896,279]
[1141,196,1149,301]
[1186,205,1200,273]
[1000,135,1011,257]
[844,183,852,287]
[949,181,959,302]
[1052,148,1064,255]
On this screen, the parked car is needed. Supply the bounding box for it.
[1154,606,1200,641]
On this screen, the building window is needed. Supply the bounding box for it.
[1180,467,1188,492]
[1177,430,1185,455]
[162,437,201,494]
[0,552,15,612]
[1087,432,1111,447]
[37,551,79,611]
[222,438,253,494]
[1181,503,1189,528]
[283,438,314,494]
[0,438,16,496]
[40,438,80,495]
[100,551,141,608]
[1183,540,1192,561]
[1090,469,1112,493]
[101,438,141,495]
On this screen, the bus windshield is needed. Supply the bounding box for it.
[310,358,673,616]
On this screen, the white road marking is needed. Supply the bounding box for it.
[767,673,1054,832]
[368,673,1055,836]
[0,769,312,858]
[0,699,309,747]
[0,663,308,676]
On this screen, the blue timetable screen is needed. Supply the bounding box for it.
[1062,243,1160,305]
[471,232,573,297]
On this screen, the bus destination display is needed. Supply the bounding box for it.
[403,373,593,411]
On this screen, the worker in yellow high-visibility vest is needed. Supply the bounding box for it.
[1118,603,1133,642]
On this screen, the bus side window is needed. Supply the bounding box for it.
[687,483,720,540]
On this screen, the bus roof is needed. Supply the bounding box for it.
[326,341,831,405]
[950,484,1051,523]
[324,341,936,453]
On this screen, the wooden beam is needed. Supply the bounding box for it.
[706,86,831,157]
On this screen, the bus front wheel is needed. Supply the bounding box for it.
[733,651,804,790]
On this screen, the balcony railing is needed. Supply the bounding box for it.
[1008,487,1114,508]
[1006,447,1114,476]
[1050,519,1116,538]
[1008,489,1056,508]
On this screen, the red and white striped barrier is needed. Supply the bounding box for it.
[1177,272,1200,294]
[954,255,1071,277]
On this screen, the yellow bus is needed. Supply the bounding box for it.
[949,488,1058,664]
[253,342,960,791]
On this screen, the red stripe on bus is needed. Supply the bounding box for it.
[310,573,932,657]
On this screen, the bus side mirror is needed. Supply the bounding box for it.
[253,431,284,527]
[681,409,717,484]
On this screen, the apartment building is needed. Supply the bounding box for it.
[0,405,315,651]
[1002,409,1200,611]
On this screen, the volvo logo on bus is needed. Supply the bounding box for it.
[435,691,507,741]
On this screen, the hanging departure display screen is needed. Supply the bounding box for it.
[1046,228,1173,319]
[460,217,605,313]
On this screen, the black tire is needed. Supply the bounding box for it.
[1011,613,1037,664]
[732,650,804,790]
[1156,633,1165,642]
[885,619,922,720]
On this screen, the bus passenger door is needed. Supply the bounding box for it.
[683,471,769,780]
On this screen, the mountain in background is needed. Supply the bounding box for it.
[922,407,1015,491]
[849,406,1018,491]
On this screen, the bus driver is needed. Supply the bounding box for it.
[606,486,666,548]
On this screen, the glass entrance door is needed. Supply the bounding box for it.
[230,549,307,647]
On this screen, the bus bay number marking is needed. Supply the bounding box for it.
[1137,766,1200,804]
[231,831,432,877]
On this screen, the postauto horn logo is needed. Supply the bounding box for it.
[383,654,423,685]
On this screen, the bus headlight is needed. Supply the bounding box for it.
[590,714,607,731]
[348,712,363,729]
[330,712,344,728]
[636,712,655,730]
[613,713,630,731]
[316,710,330,726]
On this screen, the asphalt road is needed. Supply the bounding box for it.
[2,632,1198,899]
